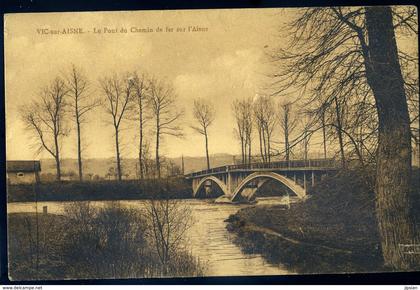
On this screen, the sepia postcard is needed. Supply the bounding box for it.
[4,6,420,280]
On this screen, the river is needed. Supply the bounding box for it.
[7,197,298,277]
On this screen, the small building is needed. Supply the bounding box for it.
[6,160,41,185]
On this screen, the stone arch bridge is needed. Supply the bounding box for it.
[184,159,340,202]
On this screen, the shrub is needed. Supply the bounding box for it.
[62,201,154,279]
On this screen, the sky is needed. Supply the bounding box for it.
[5,8,292,160]
[5,7,417,161]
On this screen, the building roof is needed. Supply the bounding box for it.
[6,160,41,172]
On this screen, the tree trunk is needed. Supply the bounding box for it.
[267,131,271,164]
[76,118,83,181]
[262,128,267,163]
[139,122,144,180]
[358,126,364,162]
[138,150,142,179]
[54,133,61,181]
[55,155,61,181]
[248,134,252,165]
[258,127,264,162]
[139,100,144,180]
[156,118,161,179]
[284,110,290,162]
[244,138,248,165]
[334,96,346,168]
[322,111,327,159]
[240,137,245,165]
[365,6,417,270]
[285,127,289,162]
[204,127,210,170]
[303,129,308,162]
[115,127,122,181]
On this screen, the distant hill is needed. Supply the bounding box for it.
[39,154,238,178]
[170,153,236,173]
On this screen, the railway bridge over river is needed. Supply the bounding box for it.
[185,159,340,202]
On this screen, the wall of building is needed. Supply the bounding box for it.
[7,172,37,185]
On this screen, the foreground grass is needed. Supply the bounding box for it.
[226,168,420,274]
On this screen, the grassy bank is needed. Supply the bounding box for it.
[8,201,203,280]
[7,178,192,202]
[226,168,420,274]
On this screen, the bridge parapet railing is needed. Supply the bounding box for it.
[185,158,339,178]
[185,165,227,178]
[227,158,338,171]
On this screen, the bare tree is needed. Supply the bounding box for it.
[345,94,379,165]
[144,197,192,273]
[100,74,134,181]
[141,138,156,179]
[244,103,253,165]
[20,77,69,180]
[165,160,182,176]
[147,78,184,178]
[233,98,253,164]
[254,99,266,163]
[301,116,311,161]
[191,99,215,170]
[130,72,149,180]
[107,167,117,180]
[278,101,297,162]
[309,93,376,166]
[66,64,101,181]
[270,6,418,269]
[253,96,276,164]
[232,100,246,164]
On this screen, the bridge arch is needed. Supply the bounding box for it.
[193,175,229,197]
[231,172,306,201]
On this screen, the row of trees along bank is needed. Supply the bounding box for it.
[20,69,219,181]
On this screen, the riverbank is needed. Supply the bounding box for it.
[226,168,420,274]
[7,178,192,202]
[8,202,204,280]
[8,197,290,277]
